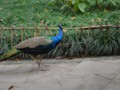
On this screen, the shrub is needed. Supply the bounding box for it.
[48,0,119,13]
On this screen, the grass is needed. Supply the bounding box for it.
[0,0,120,59]
[47,28,120,58]
[0,0,119,27]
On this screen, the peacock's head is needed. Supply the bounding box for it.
[58,24,63,30]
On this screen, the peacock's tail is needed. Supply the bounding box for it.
[0,48,21,61]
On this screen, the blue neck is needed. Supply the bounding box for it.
[51,27,63,46]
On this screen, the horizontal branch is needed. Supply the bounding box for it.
[0,25,120,31]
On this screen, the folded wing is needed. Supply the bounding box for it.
[15,37,52,49]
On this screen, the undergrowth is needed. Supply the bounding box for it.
[0,0,120,59]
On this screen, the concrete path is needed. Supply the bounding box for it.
[0,56,120,90]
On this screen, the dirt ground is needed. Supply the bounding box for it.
[0,56,120,90]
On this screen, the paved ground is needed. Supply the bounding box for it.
[0,56,120,90]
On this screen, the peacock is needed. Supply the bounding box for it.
[0,24,63,70]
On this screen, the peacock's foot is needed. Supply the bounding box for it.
[40,67,46,71]
[36,61,46,71]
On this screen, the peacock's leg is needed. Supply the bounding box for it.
[30,55,36,60]
[36,55,46,71]
[30,55,46,71]
[30,55,37,66]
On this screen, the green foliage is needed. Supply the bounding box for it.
[0,0,119,26]
[48,0,120,13]
[0,0,120,59]
[93,0,119,9]
[45,27,120,58]
[48,0,91,12]
[0,26,120,59]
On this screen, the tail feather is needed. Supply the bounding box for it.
[0,48,21,61]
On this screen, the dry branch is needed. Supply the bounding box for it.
[0,25,119,31]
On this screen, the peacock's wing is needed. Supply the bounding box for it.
[15,36,52,49]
